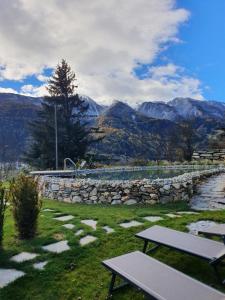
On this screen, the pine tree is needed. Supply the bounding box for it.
[25,59,93,169]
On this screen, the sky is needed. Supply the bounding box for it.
[0,0,224,105]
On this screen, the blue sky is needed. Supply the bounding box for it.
[0,0,224,104]
[174,0,225,102]
[134,0,225,102]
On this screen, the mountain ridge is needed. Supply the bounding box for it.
[0,92,224,162]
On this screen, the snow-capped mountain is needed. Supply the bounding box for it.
[138,97,225,121]
[79,95,106,117]
[138,101,180,121]
[168,97,225,120]
[0,92,225,162]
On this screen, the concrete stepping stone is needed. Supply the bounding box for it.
[80,235,97,246]
[165,213,181,218]
[43,208,55,212]
[103,226,115,234]
[81,219,97,230]
[54,215,74,222]
[33,261,48,270]
[0,269,25,288]
[120,220,142,228]
[75,229,84,236]
[177,211,199,215]
[143,216,163,222]
[62,224,75,229]
[187,220,217,235]
[10,252,39,263]
[42,240,70,253]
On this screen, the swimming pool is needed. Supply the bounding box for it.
[77,165,215,181]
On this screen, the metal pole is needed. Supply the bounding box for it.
[54,103,58,170]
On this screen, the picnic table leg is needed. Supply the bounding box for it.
[211,262,225,284]
[142,240,160,254]
[107,273,116,298]
[222,235,225,245]
[143,240,148,253]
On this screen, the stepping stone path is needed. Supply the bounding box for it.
[103,226,115,234]
[42,240,70,253]
[143,216,163,222]
[165,213,181,218]
[80,235,97,246]
[0,269,25,288]
[187,220,217,235]
[81,219,97,230]
[43,208,55,212]
[33,261,48,270]
[191,173,225,210]
[10,252,39,263]
[62,224,75,229]
[120,220,142,228]
[177,211,199,215]
[54,215,74,222]
[75,229,84,236]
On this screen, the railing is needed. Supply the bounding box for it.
[63,158,77,170]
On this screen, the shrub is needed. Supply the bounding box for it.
[10,174,41,239]
[0,182,7,248]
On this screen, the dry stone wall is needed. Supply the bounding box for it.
[37,168,225,205]
[192,150,225,161]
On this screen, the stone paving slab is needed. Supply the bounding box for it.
[177,211,199,215]
[165,213,181,218]
[80,235,97,246]
[43,208,55,212]
[62,224,75,229]
[10,252,39,263]
[33,261,48,270]
[54,215,74,222]
[143,216,163,222]
[0,269,25,288]
[42,240,70,253]
[187,220,217,235]
[81,219,97,230]
[120,220,142,228]
[75,229,84,236]
[191,173,225,210]
[103,226,115,234]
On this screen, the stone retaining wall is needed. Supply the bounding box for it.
[37,167,225,205]
[192,149,225,161]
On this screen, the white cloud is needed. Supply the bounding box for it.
[149,63,182,79]
[0,87,18,94]
[20,84,48,97]
[0,0,202,104]
[37,74,49,83]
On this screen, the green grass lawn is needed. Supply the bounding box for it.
[1,199,225,300]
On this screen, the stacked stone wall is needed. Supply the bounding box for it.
[37,167,225,205]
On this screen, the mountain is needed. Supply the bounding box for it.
[0,93,104,162]
[168,97,225,120]
[0,93,42,106]
[0,93,225,163]
[138,101,180,121]
[0,94,41,162]
[79,95,106,117]
[91,101,185,161]
[138,97,225,121]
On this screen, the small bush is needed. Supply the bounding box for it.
[10,174,41,239]
[0,182,7,249]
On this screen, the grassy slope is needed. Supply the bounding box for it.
[0,199,225,300]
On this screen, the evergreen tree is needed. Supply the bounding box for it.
[25,59,94,169]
